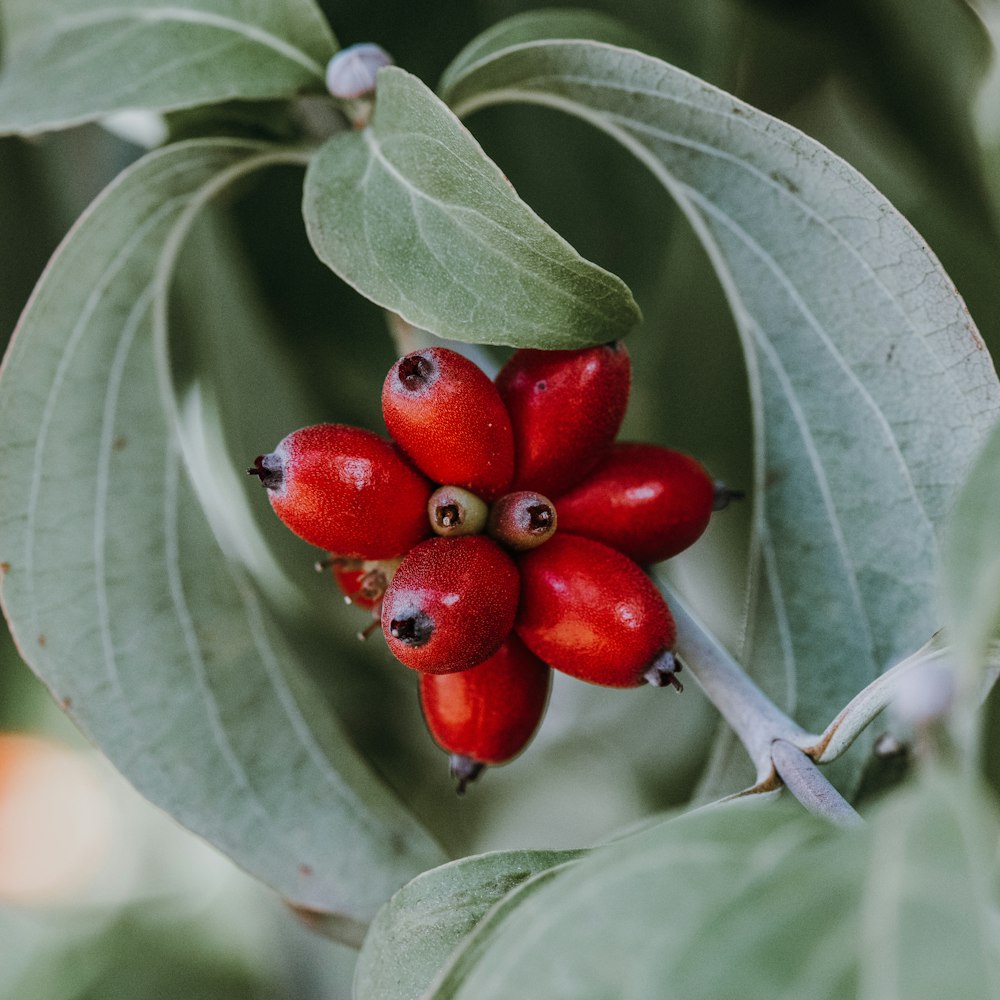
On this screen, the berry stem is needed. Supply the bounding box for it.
[662,581,816,785]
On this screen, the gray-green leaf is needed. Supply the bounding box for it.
[440,15,1000,791]
[303,65,640,349]
[0,0,337,135]
[0,138,444,929]
[942,416,1000,682]
[426,776,1000,999]
[355,848,582,1000]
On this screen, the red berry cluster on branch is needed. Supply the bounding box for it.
[249,343,731,792]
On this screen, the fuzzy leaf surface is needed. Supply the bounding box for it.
[0,0,336,135]
[303,65,640,349]
[0,138,445,927]
[441,16,1000,790]
[354,848,581,1000]
[943,417,1000,681]
[426,778,1000,999]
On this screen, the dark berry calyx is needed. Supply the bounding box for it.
[397,353,435,391]
[488,491,558,551]
[247,453,283,491]
[713,480,746,511]
[449,753,485,795]
[643,650,683,691]
[389,611,434,647]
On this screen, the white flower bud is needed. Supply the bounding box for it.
[325,43,394,101]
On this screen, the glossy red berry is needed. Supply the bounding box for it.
[420,634,552,792]
[555,443,715,564]
[382,536,519,673]
[250,424,433,558]
[515,533,679,689]
[495,342,631,498]
[383,348,514,501]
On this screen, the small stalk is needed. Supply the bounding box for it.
[662,581,815,784]
[771,739,863,828]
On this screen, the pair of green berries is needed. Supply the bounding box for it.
[250,343,732,791]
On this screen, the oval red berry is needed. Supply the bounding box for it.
[515,533,675,688]
[252,423,432,558]
[419,634,551,766]
[555,443,715,563]
[382,535,519,673]
[383,348,514,501]
[495,342,630,498]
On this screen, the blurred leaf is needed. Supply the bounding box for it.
[943,417,1000,681]
[441,17,1000,794]
[303,65,640,349]
[0,138,445,927]
[0,0,337,136]
[355,848,582,1000]
[744,0,993,224]
[424,774,1000,999]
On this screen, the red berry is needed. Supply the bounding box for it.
[555,443,715,564]
[249,424,432,558]
[515,533,678,689]
[383,348,514,501]
[381,536,519,673]
[495,342,631,498]
[420,634,552,792]
[328,557,401,610]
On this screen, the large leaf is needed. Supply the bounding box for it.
[0,0,337,135]
[440,15,1000,790]
[424,776,1000,999]
[0,138,445,929]
[943,416,1000,683]
[303,65,640,349]
[354,848,582,1000]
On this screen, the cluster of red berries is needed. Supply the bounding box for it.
[250,343,729,791]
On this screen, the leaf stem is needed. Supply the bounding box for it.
[770,740,863,828]
[662,581,815,784]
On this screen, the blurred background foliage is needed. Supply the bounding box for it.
[2,0,999,996]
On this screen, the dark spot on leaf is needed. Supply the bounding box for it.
[299,863,313,877]
[37,634,46,647]
[60,696,72,710]
[112,436,127,451]
[770,170,799,195]
[0,562,9,575]
[535,380,547,392]
[885,343,896,364]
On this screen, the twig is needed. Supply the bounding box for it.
[771,740,863,828]
[663,582,815,784]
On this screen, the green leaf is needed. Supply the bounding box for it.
[303,65,640,349]
[355,848,582,1000]
[0,138,445,928]
[440,16,1000,789]
[0,0,337,135]
[943,417,1000,681]
[855,770,1000,1000]
[425,776,1000,999]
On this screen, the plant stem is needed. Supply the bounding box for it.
[771,740,863,828]
[662,581,815,783]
